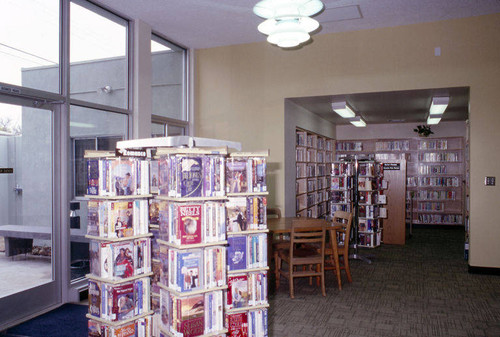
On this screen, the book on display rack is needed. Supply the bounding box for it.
[85,151,154,337]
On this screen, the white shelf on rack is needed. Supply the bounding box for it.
[227,266,270,275]
[85,233,153,242]
[86,272,154,285]
[157,239,227,249]
[157,283,228,297]
[86,311,155,327]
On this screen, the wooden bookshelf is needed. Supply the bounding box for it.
[335,137,465,228]
[296,128,334,218]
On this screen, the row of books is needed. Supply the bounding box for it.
[87,158,150,197]
[227,272,268,309]
[359,205,385,219]
[227,234,268,271]
[157,155,225,198]
[419,139,448,150]
[227,196,267,232]
[155,201,226,245]
[407,190,456,200]
[227,309,268,337]
[167,247,226,293]
[87,199,149,239]
[358,162,383,176]
[417,202,445,211]
[317,137,333,151]
[375,140,410,151]
[225,157,267,194]
[359,231,382,248]
[330,203,352,215]
[331,176,353,190]
[160,288,225,337]
[332,162,354,176]
[88,278,150,322]
[417,214,463,224]
[89,316,151,337]
[331,190,353,204]
[358,177,385,191]
[418,152,459,162]
[359,218,381,233]
[359,191,386,205]
[335,141,363,151]
[418,164,447,175]
[90,239,151,280]
[407,176,460,187]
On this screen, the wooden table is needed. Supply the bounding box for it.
[268,217,342,234]
[267,217,344,289]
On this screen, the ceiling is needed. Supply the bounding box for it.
[94,0,500,49]
[93,0,496,125]
[289,87,470,125]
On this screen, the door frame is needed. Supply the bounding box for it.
[0,91,67,330]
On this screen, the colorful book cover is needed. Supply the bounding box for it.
[227,198,247,232]
[158,158,170,196]
[228,274,249,309]
[179,295,205,336]
[179,156,203,197]
[226,158,248,193]
[150,159,159,194]
[110,283,135,321]
[227,312,249,337]
[88,320,104,337]
[178,204,202,245]
[227,236,247,271]
[87,159,99,195]
[113,241,135,279]
[177,249,203,292]
[149,200,160,225]
[158,200,169,242]
[110,201,134,238]
[253,158,266,192]
[87,200,100,236]
[89,241,100,276]
[110,159,135,196]
[159,244,169,287]
[112,321,136,337]
[88,280,101,318]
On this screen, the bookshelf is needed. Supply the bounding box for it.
[225,152,270,336]
[335,137,465,227]
[85,153,153,336]
[155,147,229,337]
[296,128,334,218]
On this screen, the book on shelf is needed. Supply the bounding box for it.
[150,160,159,194]
[226,155,267,194]
[226,196,267,232]
[248,309,268,337]
[87,199,149,239]
[160,288,224,336]
[88,277,150,322]
[227,236,247,271]
[89,238,151,280]
[227,234,267,272]
[87,157,150,197]
[227,271,268,309]
[158,154,226,198]
[169,249,204,293]
[88,316,151,337]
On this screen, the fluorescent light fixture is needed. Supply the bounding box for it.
[429,96,449,115]
[349,116,367,127]
[331,101,356,118]
[427,115,441,125]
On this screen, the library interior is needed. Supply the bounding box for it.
[0,1,499,337]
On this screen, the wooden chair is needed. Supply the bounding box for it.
[266,208,282,219]
[325,211,353,290]
[274,219,327,298]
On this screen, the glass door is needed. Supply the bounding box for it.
[0,97,61,329]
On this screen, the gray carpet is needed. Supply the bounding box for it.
[268,227,500,337]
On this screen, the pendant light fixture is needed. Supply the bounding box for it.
[253,0,324,48]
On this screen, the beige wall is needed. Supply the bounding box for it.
[195,14,500,268]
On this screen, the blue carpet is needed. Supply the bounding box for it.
[2,304,87,337]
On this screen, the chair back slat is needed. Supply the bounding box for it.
[290,219,327,260]
[331,211,353,247]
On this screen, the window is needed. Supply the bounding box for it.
[70,1,129,109]
[0,0,60,93]
[70,105,128,197]
[151,34,187,121]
